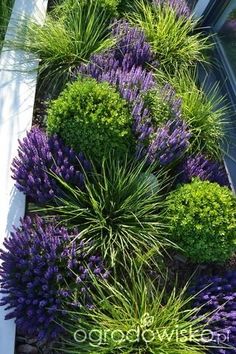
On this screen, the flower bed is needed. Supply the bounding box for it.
[0,1,236,353]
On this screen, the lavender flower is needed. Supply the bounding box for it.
[11,128,90,204]
[178,154,230,187]
[78,20,154,73]
[141,119,191,165]
[77,19,188,166]
[153,0,191,18]
[190,272,236,353]
[137,120,191,166]
[0,216,108,342]
[111,19,154,69]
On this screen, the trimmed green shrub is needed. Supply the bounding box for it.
[165,179,236,263]
[47,78,135,160]
[127,0,210,73]
[56,263,209,354]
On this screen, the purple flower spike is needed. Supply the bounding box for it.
[190,272,236,353]
[11,128,90,204]
[142,119,191,165]
[179,154,230,187]
[153,0,191,18]
[76,18,189,167]
[0,216,108,342]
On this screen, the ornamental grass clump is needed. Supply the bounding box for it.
[0,216,108,342]
[190,271,236,353]
[47,78,134,161]
[11,128,90,204]
[0,0,14,44]
[5,0,115,92]
[127,0,210,73]
[157,71,228,159]
[56,263,209,353]
[165,179,236,263]
[143,84,182,126]
[37,156,171,266]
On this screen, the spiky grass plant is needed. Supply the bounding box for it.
[55,263,210,354]
[0,0,14,44]
[155,70,228,159]
[127,0,211,73]
[5,0,115,93]
[35,155,172,267]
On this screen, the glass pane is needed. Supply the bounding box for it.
[218,7,236,75]
[186,0,197,10]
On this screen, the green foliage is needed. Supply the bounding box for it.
[55,263,209,354]
[155,70,228,160]
[0,0,14,44]
[36,156,172,267]
[47,78,134,161]
[52,0,119,17]
[143,88,176,126]
[127,0,210,73]
[165,179,236,263]
[5,0,115,93]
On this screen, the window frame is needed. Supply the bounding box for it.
[194,0,236,190]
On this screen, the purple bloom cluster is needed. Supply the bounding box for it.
[137,119,191,165]
[78,20,155,102]
[78,20,190,166]
[11,128,90,204]
[190,272,236,353]
[78,20,153,77]
[178,154,230,187]
[153,0,191,18]
[0,216,108,342]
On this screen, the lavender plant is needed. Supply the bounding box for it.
[137,119,191,166]
[152,0,191,18]
[79,20,154,72]
[190,272,236,353]
[178,154,230,187]
[0,216,108,342]
[78,21,190,167]
[11,128,90,204]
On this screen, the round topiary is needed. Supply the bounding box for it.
[46,78,135,161]
[165,179,236,263]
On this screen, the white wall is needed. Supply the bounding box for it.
[0,1,48,353]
